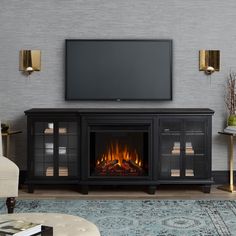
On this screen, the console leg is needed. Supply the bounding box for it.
[6,197,16,214]
[202,185,211,193]
[28,184,34,193]
[147,185,156,194]
[80,185,89,194]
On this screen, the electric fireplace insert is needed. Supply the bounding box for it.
[90,128,149,177]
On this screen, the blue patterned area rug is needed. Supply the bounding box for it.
[1,199,236,236]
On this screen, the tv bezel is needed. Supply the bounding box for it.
[65,39,173,101]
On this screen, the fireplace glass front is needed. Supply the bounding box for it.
[90,128,149,177]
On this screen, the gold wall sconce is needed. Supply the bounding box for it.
[199,50,220,75]
[19,50,41,75]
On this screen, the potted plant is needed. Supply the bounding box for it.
[225,71,236,126]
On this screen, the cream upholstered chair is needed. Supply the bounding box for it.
[0,122,19,213]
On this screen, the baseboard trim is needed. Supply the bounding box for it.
[19,170,27,186]
[212,171,232,184]
[19,170,232,186]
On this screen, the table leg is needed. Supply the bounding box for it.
[218,135,236,192]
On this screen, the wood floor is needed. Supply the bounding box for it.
[18,185,236,200]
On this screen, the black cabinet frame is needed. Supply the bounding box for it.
[158,115,212,183]
[25,108,214,194]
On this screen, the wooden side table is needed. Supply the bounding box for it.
[218,131,236,192]
[1,130,22,159]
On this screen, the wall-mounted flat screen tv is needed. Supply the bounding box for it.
[65,39,172,100]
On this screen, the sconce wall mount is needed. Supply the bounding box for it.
[199,50,220,75]
[19,50,41,75]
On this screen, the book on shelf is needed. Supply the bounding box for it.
[58,166,69,176]
[185,142,194,154]
[45,145,67,155]
[171,169,180,177]
[59,128,67,134]
[171,142,180,155]
[46,167,68,177]
[46,167,54,176]
[185,169,194,176]
[185,149,194,154]
[185,142,192,148]
[0,219,41,236]
[171,149,180,155]
[44,128,53,134]
[59,147,66,155]
[173,142,180,148]
[45,143,53,149]
[44,128,67,134]
[224,126,236,133]
[45,143,53,154]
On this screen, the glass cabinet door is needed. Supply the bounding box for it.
[34,122,55,177]
[184,119,207,178]
[159,118,209,179]
[159,119,182,178]
[33,120,78,178]
[58,122,78,177]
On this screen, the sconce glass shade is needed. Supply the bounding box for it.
[199,50,220,75]
[19,50,41,75]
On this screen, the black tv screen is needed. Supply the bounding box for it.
[65,39,172,100]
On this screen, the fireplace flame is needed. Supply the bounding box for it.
[95,141,143,176]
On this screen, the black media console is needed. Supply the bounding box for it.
[25,108,214,194]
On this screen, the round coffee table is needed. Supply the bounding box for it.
[0,213,100,236]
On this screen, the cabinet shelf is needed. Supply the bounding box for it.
[161,131,205,136]
[185,132,205,136]
[161,154,180,157]
[35,154,77,157]
[35,133,77,136]
[161,132,181,136]
[34,147,77,150]
[185,153,205,157]
[161,153,205,157]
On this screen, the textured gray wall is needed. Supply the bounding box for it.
[0,0,233,170]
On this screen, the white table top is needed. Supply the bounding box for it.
[0,213,100,236]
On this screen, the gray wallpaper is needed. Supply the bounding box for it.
[0,0,233,170]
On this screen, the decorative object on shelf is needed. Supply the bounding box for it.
[199,50,220,75]
[171,169,180,177]
[171,142,180,155]
[19,50,41,76]
[44,127,67,134]
[45,143,53,155]
[185,142,194,154]
[48,123,54,129]
[185,169,194,176]
[59,147,67,155]
[225,71,236,126]
[46,166,68,177]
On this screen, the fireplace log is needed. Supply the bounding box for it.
[129,160,143,172]
[121,159,131,170]
[107,160,119,170]
[112,163,123,172]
